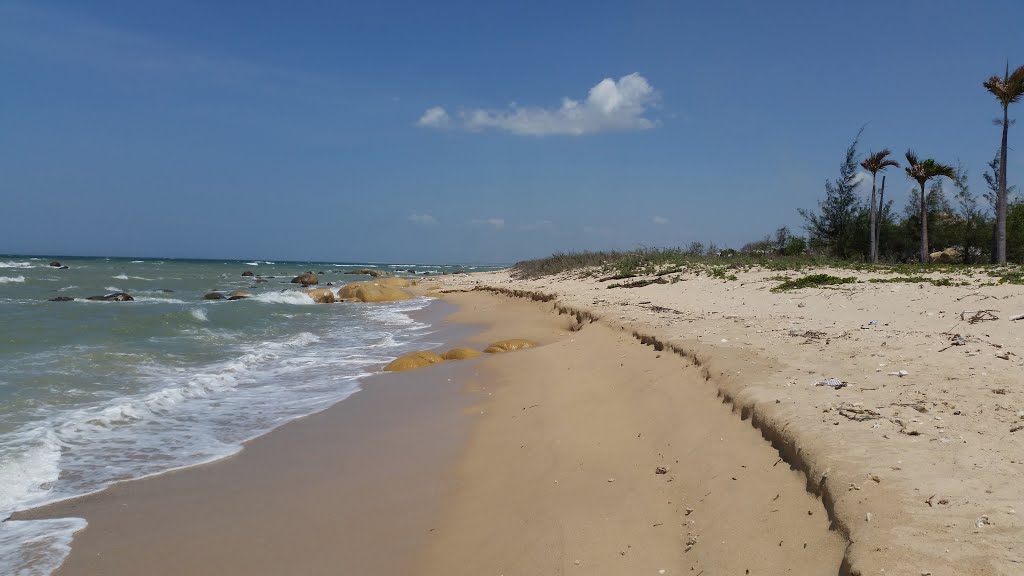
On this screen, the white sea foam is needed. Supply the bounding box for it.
[0,275,438,575]
[244,262,260,266]
[0,518,87,576]
[0,276,26,283]
[0,261,33,269]
[104,286,121,293]
[251,291,316,305]
[112,274,151,281]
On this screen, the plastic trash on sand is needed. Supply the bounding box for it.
[887,370,909,377]
[867,320,878,326]
[816,378,846,389]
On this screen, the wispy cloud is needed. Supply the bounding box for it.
[652,216,669,225]
[416,106,450,128]
[471,218,505,230]
[408,213,438,225]
[520,220,553,231]
[418,73,658,136]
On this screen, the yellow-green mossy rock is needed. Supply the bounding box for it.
[303,288,337,304]
[337,281,412,303]
[483,339,538,354]
[441,348,482,360]
[373,277,413,288]
[383,351,445,372]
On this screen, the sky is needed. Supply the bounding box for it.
[1,0,1023,264]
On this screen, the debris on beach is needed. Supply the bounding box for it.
[975,515,991,528]
[838,404,883,422]
[815,378,846,389]
[655,466,669,474]
[887,370,909,377]
[962,310,998,324]
[1011,313,1024,321]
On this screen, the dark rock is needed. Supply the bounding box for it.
[204,292,226,300]
[345,268,386,277]
[227,291,251,300]
[241,271,254,277]
[290,272,318,286]
[405,269,416,273]
[49,296,74,302]
[255,278,268,283]
[59,266,68,270]
[159,289,174,293]
[87,292,134,302]
[49,261,61,267]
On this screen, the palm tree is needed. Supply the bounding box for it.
[905,151,956,263]
[983,63,1024,264]
[861,150,899,262]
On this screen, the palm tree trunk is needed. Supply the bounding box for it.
[876,176,886,260]
[869,174,878,263]
[996,106,1009,264]
[920,181,929,263]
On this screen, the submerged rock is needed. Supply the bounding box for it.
[484,339,538,353]
[384,351,445,372]
[86,292,134,302]
[441,348,482,360]
[303,288,336,304]
[291,272,319,286]
[49,261,61,267]
[227,291,252,300]
[49,296,74,302]
[241,271,254,277]
[204,292,226,300]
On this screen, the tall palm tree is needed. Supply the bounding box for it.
[905,151,956,263]
[861,150,899,262]
[983,63,1024,264]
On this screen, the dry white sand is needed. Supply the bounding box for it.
[423,266,1024,576]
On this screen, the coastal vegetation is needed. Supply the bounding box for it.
[515,62,1024,280]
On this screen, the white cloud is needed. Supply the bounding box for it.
[408,213,438,225]
[471,218,505,229]
[652,216,669,225]
[520,220,553,231]
[416,106,451,128]
[418,73,658,136]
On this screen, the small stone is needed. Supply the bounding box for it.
[866,512,873,522]
[607,478,615,483]
[655,466,669,475]
[975,515,990,528]
[574,560,580,565]
[685,507,694,515]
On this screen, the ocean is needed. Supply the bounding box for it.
[0,256,495,575]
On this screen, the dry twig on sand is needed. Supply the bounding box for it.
[961,310,999,324]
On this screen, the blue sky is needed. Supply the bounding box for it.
[1,0,1022,264]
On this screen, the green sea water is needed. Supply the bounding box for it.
[0,255,497,575]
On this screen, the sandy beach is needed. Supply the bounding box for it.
[16,279,855,575]
[422,265,1024,576]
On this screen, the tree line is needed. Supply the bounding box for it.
[793,64,1024,264]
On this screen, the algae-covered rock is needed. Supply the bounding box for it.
[338,281,412,303]
[303,288,336,304]
[291,272,319,286]
[484,339,538,354]
[383,351,445,372]
[441,347,483,360]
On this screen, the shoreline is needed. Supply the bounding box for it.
[15,297,482,576]
[18,282,852,575]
